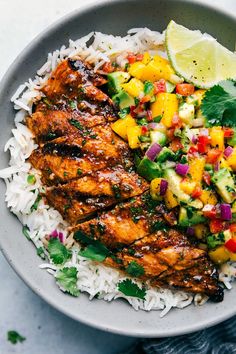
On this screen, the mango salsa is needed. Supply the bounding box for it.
[127,126,142,149]
[151,93,179,128]
[122,78,144,97]
[111,114,137,140]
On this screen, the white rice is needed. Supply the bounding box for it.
[0,28,235,317]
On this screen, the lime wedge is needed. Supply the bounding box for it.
[166,20,236,88]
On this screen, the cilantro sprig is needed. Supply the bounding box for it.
[7,331,26,345]
[48,238,71,265]
[55,267,79,297]
[118,279,146,300]
[126,261,145,277]
[201,79,236,127]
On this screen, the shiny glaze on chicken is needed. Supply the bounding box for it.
[26,57,224,302]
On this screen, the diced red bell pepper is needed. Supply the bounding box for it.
[130,105,137,118]
[176,83,195,96]
[203,171,211,186]
[191,185,202,199]
[230,224,236,233]
[154,79,166,94]
[206,149,222,164]
[127,53,136,64]
[225,238,236,253]
[203,206,217,219]
[223,127,234,138]
[136,54,144,61]
[209,219,225,234]
[188,146,199,156]
[141,126,148,134]
[170,138,183,152]
[197,142,208,154]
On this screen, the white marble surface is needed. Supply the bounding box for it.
[0,0,236,353]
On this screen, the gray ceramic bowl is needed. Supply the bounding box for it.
[0,0,236,338]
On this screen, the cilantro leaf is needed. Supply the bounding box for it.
[79,244,109,262]
[126,261,145,277]
[144,81,154,95]
[118,279,146,299]
[7,331,26,344]
[74,230,110,259]
[55,267,79,297]
[37,247,46,260]
[48,238,71,265]
[30,194,42,212]
[22,225,30,240]
[201,80,236,127]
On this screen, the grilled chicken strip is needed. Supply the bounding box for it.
[45,167,148,224]
[29,125,133,185]
[42,58,107,99]
[71,194,166,248]
[104,230,223,300]
[27,108,107,142]
[28,56,223,302]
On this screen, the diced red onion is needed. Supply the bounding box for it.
[50,229,64,243]
[191,135,198,144]
[224,146,233,158]
[145,143,162,161]
[58,232,64,243]
[186,227,195,236]
[214,161,220,172]
[50,229,58,238]
[175,163,189,176]
[160,179,168,196]
[220,204,232,221]
[148,122,158,130]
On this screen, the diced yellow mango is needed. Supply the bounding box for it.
[164,188,179,209]
[150,178,163,200]
[219,157,232,171]
[127,126,142,149]
[210,126,225,151]
[180,180,196,195]
[209,246,230,265]
[128,62,146,80]
[194,224,208,239]
[111,114,136,140]
[142,52,151,65]
[226,147,236,171]
[140,56,174,82]
[188,157,205,183]
[229,251,236,262]
[199,189,218,205]
[151,93,179,128]
[122,78,144,97]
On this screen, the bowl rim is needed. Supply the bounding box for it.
[1,0,236,338]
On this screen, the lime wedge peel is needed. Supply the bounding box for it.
[165,20,236,89]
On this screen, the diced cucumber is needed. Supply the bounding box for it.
[166,81,176,93]
[150,131,167,146]
[157,147,175,163]
[112,90,135,109]
[137,157,162,181]
[107,71,130,95]
[179,207,206,227]
[179,103,195,125]
[211,168,236,203]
